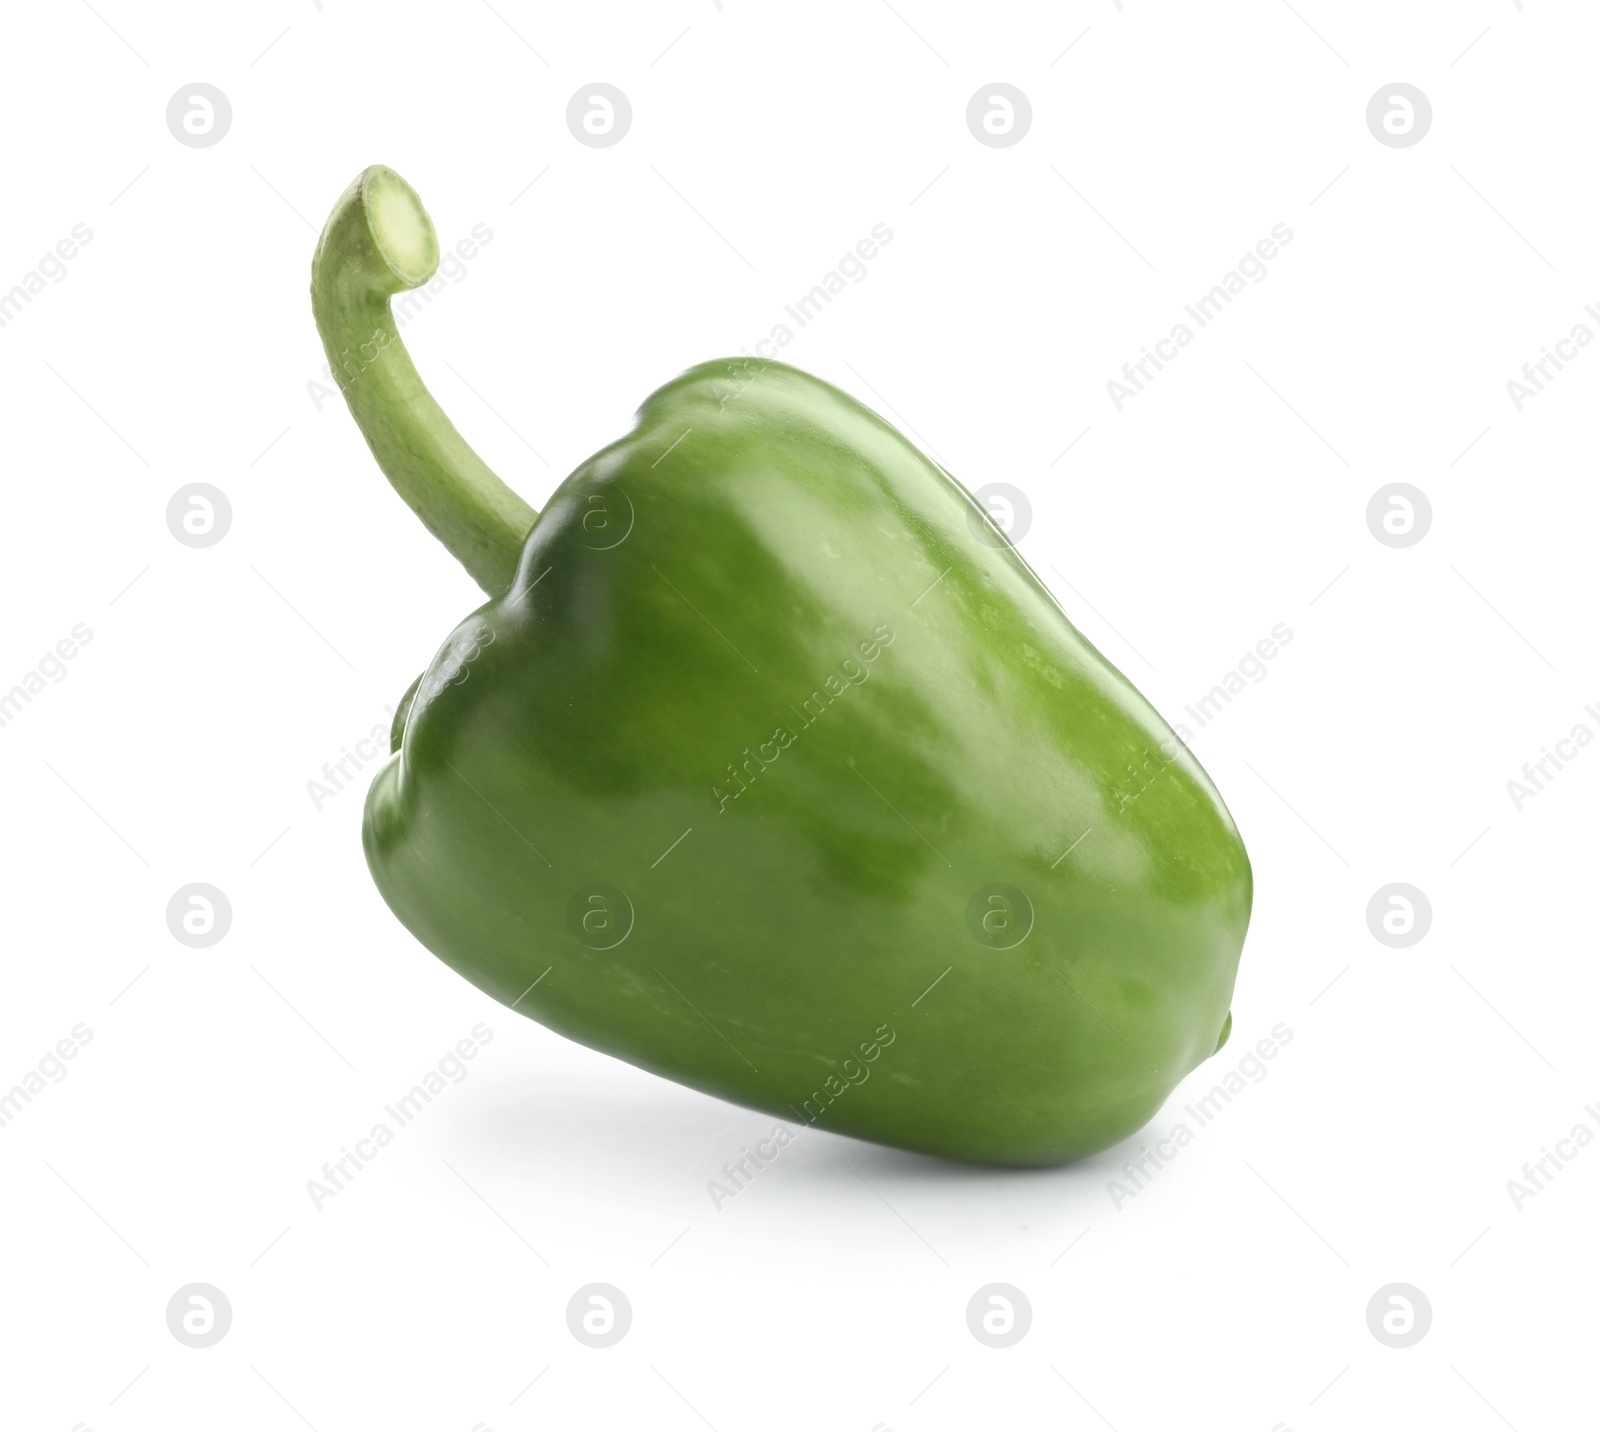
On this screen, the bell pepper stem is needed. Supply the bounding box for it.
[310,166,535,597]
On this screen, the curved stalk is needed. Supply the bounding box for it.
[311,166,535,596]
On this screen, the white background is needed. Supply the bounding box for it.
[1,1,1595,1428]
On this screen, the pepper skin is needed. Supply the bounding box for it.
[313,167,1252,1165]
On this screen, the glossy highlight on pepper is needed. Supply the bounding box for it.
[311,165,1253,1166]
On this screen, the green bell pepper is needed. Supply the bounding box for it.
[311,166,1252,1166]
